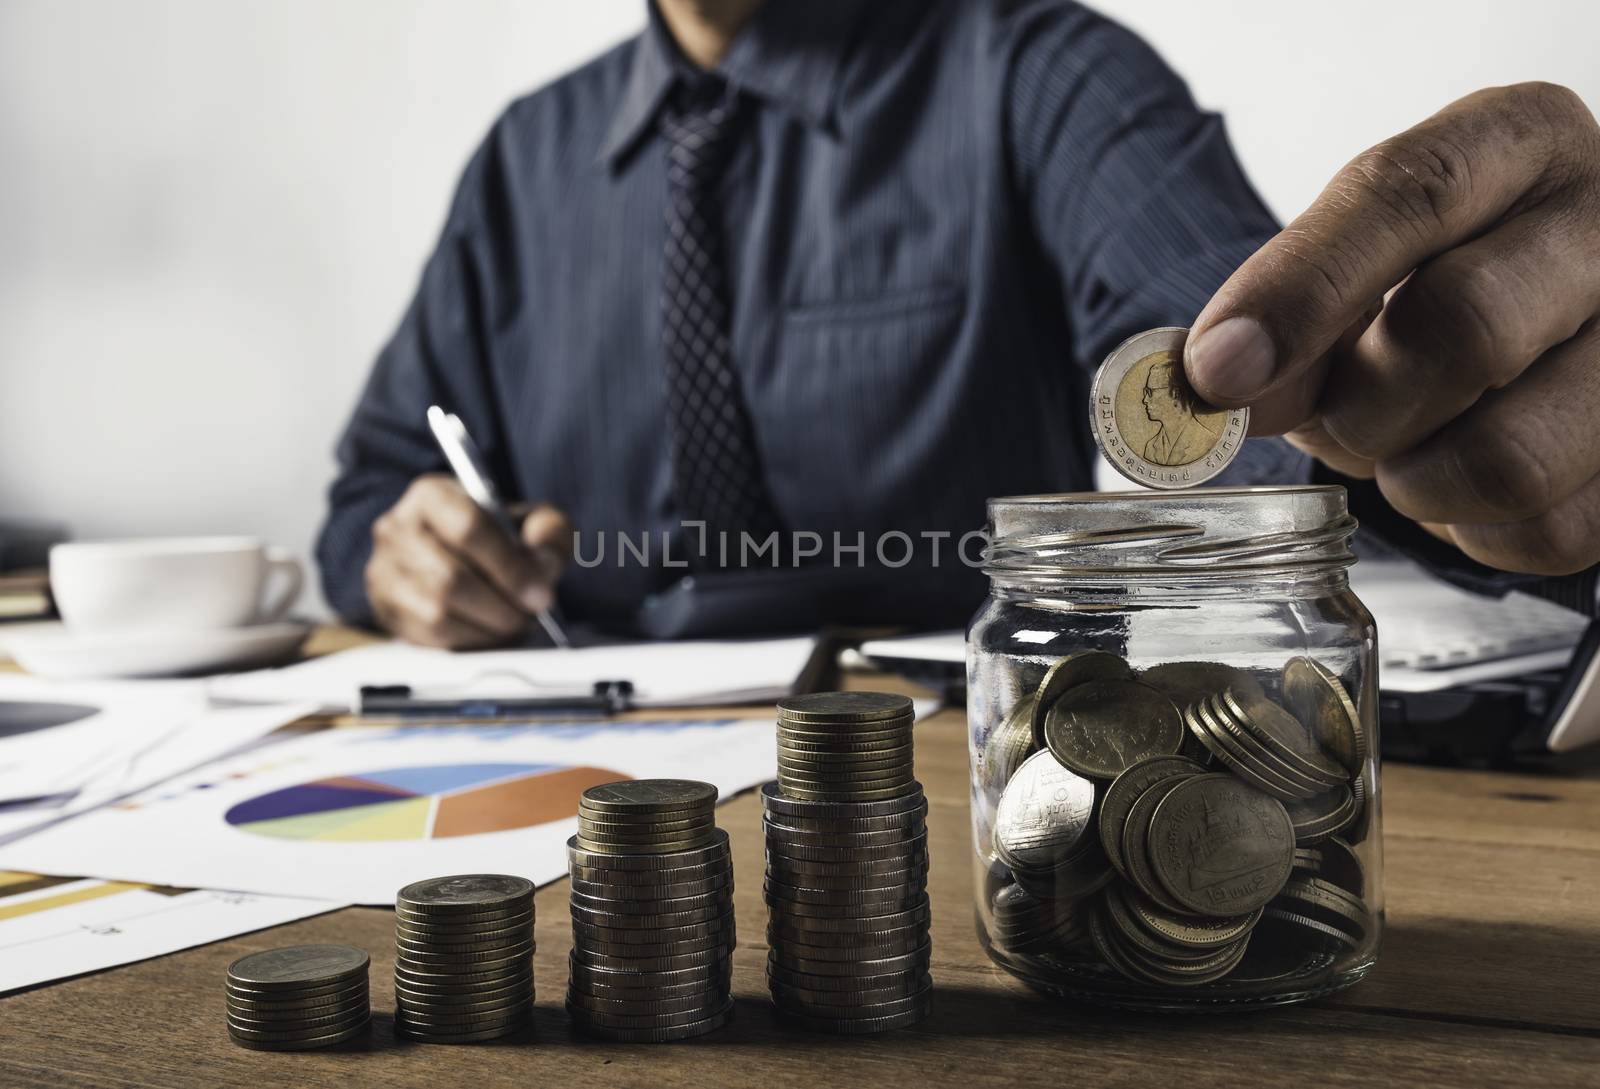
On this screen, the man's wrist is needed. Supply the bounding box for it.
[1312,462,1600,617]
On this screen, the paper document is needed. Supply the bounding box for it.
[0,675,312,844]
[0,676,205,805]
[0,717,779,904]
[0,870,341,994]
[209,637,815,712]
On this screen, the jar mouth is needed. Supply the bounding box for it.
[988,485,1332,506]
[983,485,1356,581]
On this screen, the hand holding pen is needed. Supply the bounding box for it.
[358,409,574,650]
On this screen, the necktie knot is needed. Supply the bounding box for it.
[660,79,743,180]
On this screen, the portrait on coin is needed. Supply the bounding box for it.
[1116,350,1223,467]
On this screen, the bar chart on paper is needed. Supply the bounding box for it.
[0,871,339,994]
[224,763,625,842]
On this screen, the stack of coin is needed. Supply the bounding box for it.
[225,944,370,1051]
[1184,685,1348,802]
[983,652,1375,991]
[394,874,535,1043]
[776,691,917,802]
[566,780,735,1042]
[764,692,932,1033]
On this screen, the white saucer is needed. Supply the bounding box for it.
[4,621,312,680]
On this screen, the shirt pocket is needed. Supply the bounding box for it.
[783,284,966,327]
[765,284,966,526]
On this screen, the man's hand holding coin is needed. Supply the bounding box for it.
[1185,83,1600,577]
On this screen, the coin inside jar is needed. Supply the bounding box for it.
[1146,774,1295,917]
[1029,651,1134,748]
[993,750,1095,871]
[1098,754,1206,877]
[1088,326,1248,489]
[1282,656,1367,777]
[1140,661,1266,711]
[982,693,1037,792]
[1043,679,1184,779]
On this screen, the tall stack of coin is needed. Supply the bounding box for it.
[983,651,1374,991]
[225,944,370,1051]
[393,874,535,1043]
[764,692,932,1033]
[566,780,735,1042]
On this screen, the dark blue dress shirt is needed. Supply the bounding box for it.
[318,0,1590,632]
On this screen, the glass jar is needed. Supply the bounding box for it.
[967,486,1381,1010]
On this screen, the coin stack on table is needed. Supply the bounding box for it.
[983,653,1373,992]
[565,780,735,1042]
[224,944,371,1051]
[763,691,932,1033]
[393,874,536,1043]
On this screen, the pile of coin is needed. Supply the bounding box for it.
[982,653,1373,992]
[566,780,735,1042]
[393,874,535,1043]
[225,944,371,1051]
[764,692,932,1033]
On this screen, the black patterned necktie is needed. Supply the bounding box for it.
[659,80,782,553]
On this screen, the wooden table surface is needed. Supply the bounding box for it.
[1,644,1598,1087]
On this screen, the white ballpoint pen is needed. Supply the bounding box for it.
[426,405,571,649]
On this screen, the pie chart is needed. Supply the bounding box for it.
[223,763,628,842]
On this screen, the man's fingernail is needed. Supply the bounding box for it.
[1187,316,1276,401]
[520,584,552,612]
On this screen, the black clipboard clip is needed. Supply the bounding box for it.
[358,680,635,720]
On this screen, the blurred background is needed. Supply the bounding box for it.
[3,0,1596,615]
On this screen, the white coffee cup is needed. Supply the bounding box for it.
[50,536,303,635]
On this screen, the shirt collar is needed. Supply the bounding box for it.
[598,0,865,169]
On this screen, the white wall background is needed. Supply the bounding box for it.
[2,1,1596,613]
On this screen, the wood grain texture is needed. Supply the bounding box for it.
[0,651,1597,1087]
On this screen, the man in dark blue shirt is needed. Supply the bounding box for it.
[319,0,1600,646]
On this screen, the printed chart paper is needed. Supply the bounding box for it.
[0,675,215,805]
[0,718,777,904]
[0,674,313,845]
[0,870,341,995]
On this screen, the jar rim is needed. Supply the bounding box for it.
[983,485,1356,582]
[988,484,1337,509]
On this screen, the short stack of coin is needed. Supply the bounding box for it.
[394,874,535,1043]
[1184,684,1348,803]
[566,780,735,1042]
[764,692,932,1033]
[225,944,370,1051]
